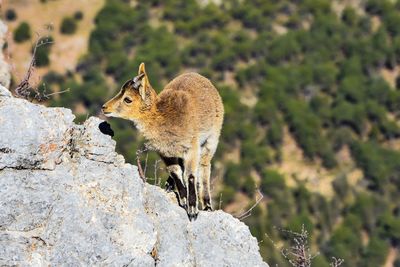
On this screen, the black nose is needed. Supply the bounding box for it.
[102,105,106,110]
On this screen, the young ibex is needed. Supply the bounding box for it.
[102,63,224,220]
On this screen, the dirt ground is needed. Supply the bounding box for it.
[2,0,104,84]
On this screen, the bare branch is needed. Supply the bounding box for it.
[236,189,263,220]
[153,159,161,186]
[136,147,148,183]
[330,257,344,267]
[265,225,342,267]
[14,31,56,101]
[42,88,70,98]
[143,152,149,177]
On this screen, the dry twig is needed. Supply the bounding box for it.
[136,147,148,182]
[143,152,149,177]
[330,257,344,267]
[153,159,161,186]
[265,225,344,267]
[236,189,263,220]
[265,225,314,267]
[219,193,223,210]
[14,34,53,99]
[13,28,69,101]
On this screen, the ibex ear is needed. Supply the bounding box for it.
[138,62,146,76]
[137,62,148,101]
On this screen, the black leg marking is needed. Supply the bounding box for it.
[203,195,213,211]
[187,174,198,221]
[165,176,175,193]
[171,172,187,209]
[160,156,187,209]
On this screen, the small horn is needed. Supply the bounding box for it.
[132,73,145,89]
[133,73,145,82]
[132,73,144,89]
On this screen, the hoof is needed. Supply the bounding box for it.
[188,212,198,221]
[203,206,213,212]
[187,206,198,221]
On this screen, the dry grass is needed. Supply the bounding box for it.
[331,0,365,17]
[380,65,399,89]
[272,128,365,198]
[383,246,398,267]
[272,127,336,198]
[3,0,104,81]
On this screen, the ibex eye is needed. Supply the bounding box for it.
[124,97,132,104]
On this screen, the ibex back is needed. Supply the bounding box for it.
[102,63,224,220]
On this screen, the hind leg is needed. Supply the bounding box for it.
[198,136,218,211]
[183,139,200,221]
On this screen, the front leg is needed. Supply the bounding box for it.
[161,156,187,208]
[184,142,200,221]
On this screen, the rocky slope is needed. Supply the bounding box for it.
[0,86,268,266]
[0,20,10,88]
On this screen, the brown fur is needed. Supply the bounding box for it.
[102,63,224,219]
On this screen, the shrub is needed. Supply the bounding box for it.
[60,17,77,34]
[260,169,285,199]
[360,236,389,267]
[74,11,84,20]
[13,22,31,43]
[342,7,357,26]
[219,186,236,207]
[5,9,17,21]
[377,212,400,243]
[351,141,400,191]
[223,162,243,188]
[267,121,283,148]
[33,36,54,67]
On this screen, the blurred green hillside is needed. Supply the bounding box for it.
[5,0,400,266]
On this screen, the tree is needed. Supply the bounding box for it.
[14,22,31,43]
[260,169,285,199]
[360,236,389,267]
[5,9,17,21]
[74,11,84,20]
[60,17,77,34]
[33,37,54,67]
[342,7,358,26]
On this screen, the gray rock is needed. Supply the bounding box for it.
[0,85,11,97]
[0,20,10,88]
[0,95,75,170]
[0,93,268,266]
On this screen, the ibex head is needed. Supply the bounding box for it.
[102,63,155,120]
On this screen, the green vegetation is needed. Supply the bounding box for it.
[33,37,54,67]
[74,11,84,20]
[38,0,400,265]
[13,22,31,43]
[60,17,77,35]
[5,9,17,21]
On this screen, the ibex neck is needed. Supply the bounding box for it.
[134,98,167,145]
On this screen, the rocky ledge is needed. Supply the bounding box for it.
[0,85,268,266]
